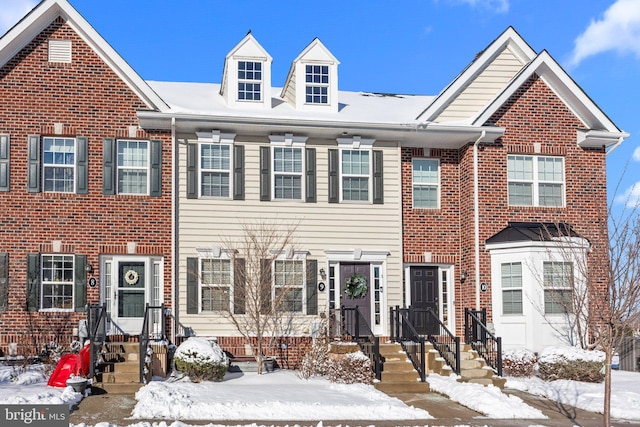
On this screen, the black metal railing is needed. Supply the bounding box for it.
[339,305,381,381]
[86,303,107,380]
[464,308,502,376]
[389,306,426,381]
[139,303,167,383]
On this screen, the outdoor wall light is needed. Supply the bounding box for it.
[319,268,326,280]
[85,264,94,274]
[460,271,468,282]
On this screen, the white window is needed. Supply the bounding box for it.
[41,255,74,310]
[507,155,564,207]
[200,143,231,197]
[274,260,304,312]
[43,137,75,192]
[200,258,232,312]
[305,65,329,104]
[412,158,439,208]
[543,261,573,314]
[501,262,523,315]
[238,61,262,101]
[341,150,370,201]
[273,147,303,199]
[117,140,149,195]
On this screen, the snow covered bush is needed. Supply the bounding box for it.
[299,339,329,379]
[502,348,536,377]
[325,351,374,385]
[537,346,605,383]
[174,337,228,383]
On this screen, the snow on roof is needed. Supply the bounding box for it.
[147,80,434,126]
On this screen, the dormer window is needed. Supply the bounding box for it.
[238,61,262,101]
[305,65,329,104]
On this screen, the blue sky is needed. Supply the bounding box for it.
[1,0,639,211]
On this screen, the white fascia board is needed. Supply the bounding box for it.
[416,27,536,123]
[485,236,590,253]
[0,0,168,112]
[472,51,623,136]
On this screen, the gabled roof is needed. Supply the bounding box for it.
[485,222,582,246]
[280,38,340,102]
[219,32,272,97]
[416,27,536,123]
[471,50,628,146]
[0,0,168,111]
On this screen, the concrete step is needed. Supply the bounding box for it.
[459,359,484,370]
[114,362,140,374]
[460,367,495,380]
[92,383,142,394]
[375,381,430,393]
[383,360,415,372]
[381,371,421,382]
[103,371,140,383]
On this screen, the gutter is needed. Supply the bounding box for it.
[473,130,486,310]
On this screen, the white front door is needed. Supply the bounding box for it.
[102,256,162,335]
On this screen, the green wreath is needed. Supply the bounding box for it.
[344,274,368,299]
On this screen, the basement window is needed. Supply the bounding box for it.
[48,40,72,63]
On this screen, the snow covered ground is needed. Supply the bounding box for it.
[1,362,639,427]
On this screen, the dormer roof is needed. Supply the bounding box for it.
[0,0,168,111]
[220,32,272,109]
[281,38,340,113]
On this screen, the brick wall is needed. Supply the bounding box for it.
[402,74,609,336]
[0,18,173,352]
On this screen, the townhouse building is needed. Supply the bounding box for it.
[0,0,627,368]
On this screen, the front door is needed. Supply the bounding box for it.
[104,258,150,334]
[410,266,438,335]
[340,263,371,336]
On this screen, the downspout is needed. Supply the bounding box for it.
[473,130,486,310]
[171,116,177,342]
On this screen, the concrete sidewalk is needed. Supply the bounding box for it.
[68,385,629,427]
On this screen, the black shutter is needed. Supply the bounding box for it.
[186,257,198,314]
[373,150,384,204]
[328,149,339,203]
[306,259,318,315]
[259,146,271,201]
[233,145,245,200]
[76,137,88,194]
[74,255,87,312]
[26,253,40,312]
[305,148,316,203]
[27,135,40,193]
[233,258,246,314]
[102,138,116,195]
[0,253,8,313]
[0,134,9,192]
[186,144,197,199]
[150,140,162,197]
[260,258,272,313]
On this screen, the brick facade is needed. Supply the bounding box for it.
[0,18,173,355]
[402,74,609,337]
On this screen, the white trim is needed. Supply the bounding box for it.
[197,140,233,199]
[196,131,236,144]
[324,249,389,262]
[269,133,308,147]
[411,157,440,209]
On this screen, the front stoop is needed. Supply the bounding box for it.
[374,343,430,394]
[92,342,143,394]
[456,346,504,389]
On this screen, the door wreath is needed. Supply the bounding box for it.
[344,273,368,299]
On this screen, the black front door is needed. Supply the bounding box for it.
[340,263,371,335]
[410,266,438,335]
